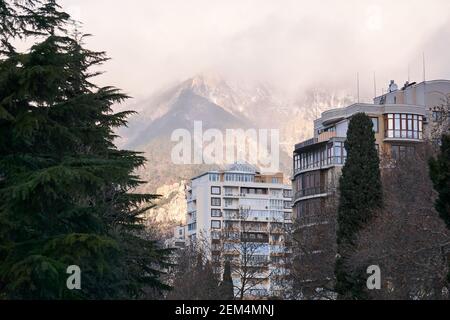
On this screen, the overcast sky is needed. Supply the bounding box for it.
[59,0,450,100]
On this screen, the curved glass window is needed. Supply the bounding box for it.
[385,114,423,139]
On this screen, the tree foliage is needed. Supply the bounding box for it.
[334,113,382,299]
[221,260,234,300]
[430,134,450,284]
[0,0,170,299]
[351,145,450,299]
[0,0,69,54]
[167,245,222,300]
[430,134,450,229]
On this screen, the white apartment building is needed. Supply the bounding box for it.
[181,163,293,298]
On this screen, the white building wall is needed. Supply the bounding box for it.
[181,169,292,298]
[336,120,348,137]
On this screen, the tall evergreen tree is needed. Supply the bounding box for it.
[0,0,69,54]
[0,0,170,299]
[429,134,450,282]
[430,134,450,229]
[221,260,234,300]
[334,113,382,299]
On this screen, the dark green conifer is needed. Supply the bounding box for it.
[221,260,234,300]
[429,134,450,282]
[334,113,382,299]
[0,0,170,299]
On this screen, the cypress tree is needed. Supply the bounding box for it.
[430,134,450,229]
[429,134,450,282]
[334,113,382,299]
[0,0,170,299]
[221,260,234,300]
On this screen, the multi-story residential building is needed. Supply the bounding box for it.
[180,163,293,298]
[293,79,450,224]
[291,79,450,294]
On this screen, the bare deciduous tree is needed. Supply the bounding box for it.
[348,143,450,299]
[166,241,223,300]
[290,193,338,300]
[430,95,450,141]
[213,207,289,300]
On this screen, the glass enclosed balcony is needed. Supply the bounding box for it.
[294,139,347,175]
[384,113,423,140]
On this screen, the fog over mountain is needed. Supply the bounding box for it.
[115,73,353,234]
[60,0,450,101]
[54,0,450,235]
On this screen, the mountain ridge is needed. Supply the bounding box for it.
[116,74,355,236]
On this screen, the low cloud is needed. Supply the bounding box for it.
[61,0,450,100]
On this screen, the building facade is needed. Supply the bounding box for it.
[291,79,450,294]
[180,163,293,298]
[293,79,450,224]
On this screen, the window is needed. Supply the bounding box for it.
[241,187,268,195]
[211,209,222,217]
[211,220,221,229]
[283,189,293,198]
[295,171,323,198]
[211,186,221,195]
[385,114,423,139]
[391,145,415,160]
[295,141,347,172]
[272,177,280,184]
[322,126,336,133]
[295,198,322,221]
[432,110,443,122]
[211,197,221,207]
[224,199,233,207]
[371,117,379,133]
[332,142,346,165]
[224,173,254,182]
[209,173,220,182]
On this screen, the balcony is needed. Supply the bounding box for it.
[294,156,346,176]
[269,225,285,234]
[224,203,238,210]
[318,131,336,143]
[223,211,240,220]
[223,193,239,198]
[294,186,327,202]
[187,203,196,213]
[295,137,318,150]
[246,227,269,233]
[384,130,423,142]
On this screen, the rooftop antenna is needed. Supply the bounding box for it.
[422,52,426,82]
[423,52,427,107]
[373,72,377,98]
[357,72,360,103]
[408,64,410,83]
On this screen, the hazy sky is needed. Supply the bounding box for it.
[60,0,450,100]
